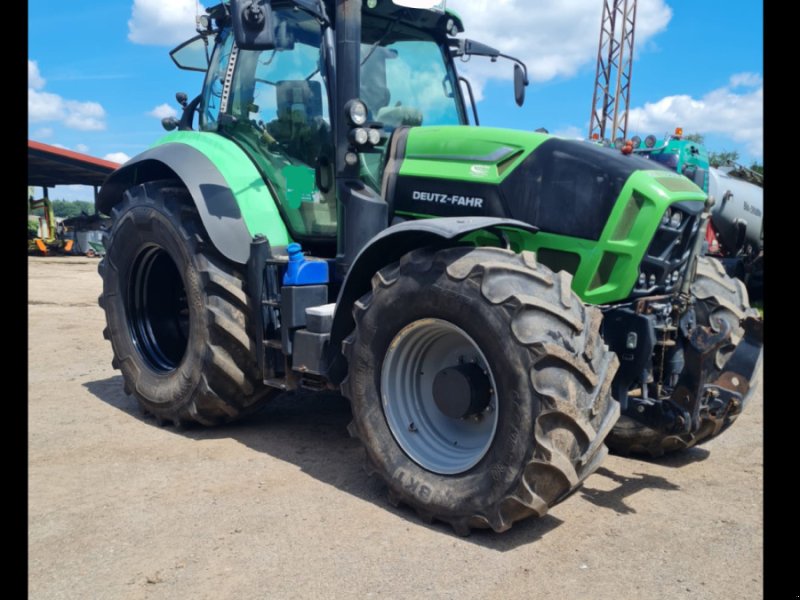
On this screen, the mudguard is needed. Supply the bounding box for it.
[97,133,291,264]
[326,216,538,383]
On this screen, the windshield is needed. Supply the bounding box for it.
[359,16,464,189]
[360,18,463,130]
[649,151,679,169]
[200,28,233,130]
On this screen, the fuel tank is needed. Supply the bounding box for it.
[708,167,763,251]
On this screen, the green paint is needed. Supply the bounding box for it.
[398,128,706,304]
[401,126,548,183]
[517,170,705,304]
[284,165,317,210]
[150,125,705,305]
[152,131,291,246]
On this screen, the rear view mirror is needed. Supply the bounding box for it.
[514,63,527,107]
[170,35,210,71]
[231,0,276,51]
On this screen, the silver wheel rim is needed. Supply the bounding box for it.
[381,319,499,475]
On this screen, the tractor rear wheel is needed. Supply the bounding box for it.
[342,247,619,534]
[606,256,759,456]
[98,180,276,426]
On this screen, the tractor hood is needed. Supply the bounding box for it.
[387,126,706,242]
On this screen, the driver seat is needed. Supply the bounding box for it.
[266,80,330,164]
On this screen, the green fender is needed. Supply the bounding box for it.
[326,216,539,383]
[97,131,290,264]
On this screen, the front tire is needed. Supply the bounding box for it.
[342,247,619,534]
[607,256,759,456]
[99,180,276,426]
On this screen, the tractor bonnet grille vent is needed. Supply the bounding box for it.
[633,203,701,297]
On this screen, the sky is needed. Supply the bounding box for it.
[28,0,763,201]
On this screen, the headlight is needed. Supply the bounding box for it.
[631,135,642,149]
[638,272,646,288]
[671,271,680,284]
[446,18,459,36]
[346,99,368,126]
[352,127,369,146]
[645,134,657,148]
[648,274,656,287]
[662,209,671,226]
[367,128,381,146]
[670,211,682,228]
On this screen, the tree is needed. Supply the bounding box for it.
[708,150,740,168]
[685,133,705,144]
[749,162,764,176]
[49,200,95,218]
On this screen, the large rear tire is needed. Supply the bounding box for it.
[342,247,619,534]
[606,256,758,456]
[99,180,276,426]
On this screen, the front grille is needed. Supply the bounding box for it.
[632,202,702,297]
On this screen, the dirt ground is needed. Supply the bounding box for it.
[28,256,763,599]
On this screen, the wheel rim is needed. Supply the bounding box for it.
[126,245,190,373]
[381,319,499,475]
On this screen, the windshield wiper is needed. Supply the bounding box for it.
[361,18,398,66]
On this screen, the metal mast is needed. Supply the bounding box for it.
[588,0,638,142]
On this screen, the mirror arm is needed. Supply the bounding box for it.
[448,39,530,86]
[498,53,529,86]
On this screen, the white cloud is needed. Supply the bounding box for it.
[148,103,178,119]
[28,89,65,122]
[104,152,132,163]
[551,125,584,139]
[32,127,53,139]
[75,143,90,154]
[628,73,763,158]
[28,60,107,131]
[29,60,45,90]
[449,0,671,94]
[729,72,762,89]
[63,101,106,131]
[128,0,205,46]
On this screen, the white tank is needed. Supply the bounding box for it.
[708,167,763,251]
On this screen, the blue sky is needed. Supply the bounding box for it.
[29,0,763,201]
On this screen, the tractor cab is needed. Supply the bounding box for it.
[167,0,523,262]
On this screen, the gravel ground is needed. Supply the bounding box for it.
[28,256,763,599]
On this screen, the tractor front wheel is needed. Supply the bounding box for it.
[342,247,619,534]
[606,256,760,456]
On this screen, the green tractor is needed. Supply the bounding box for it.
[97,0,762,534]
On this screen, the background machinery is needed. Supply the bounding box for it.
[97,0,761,533]
[634,131,763,300]
[28,141,119,256]
[28,187,72,255]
